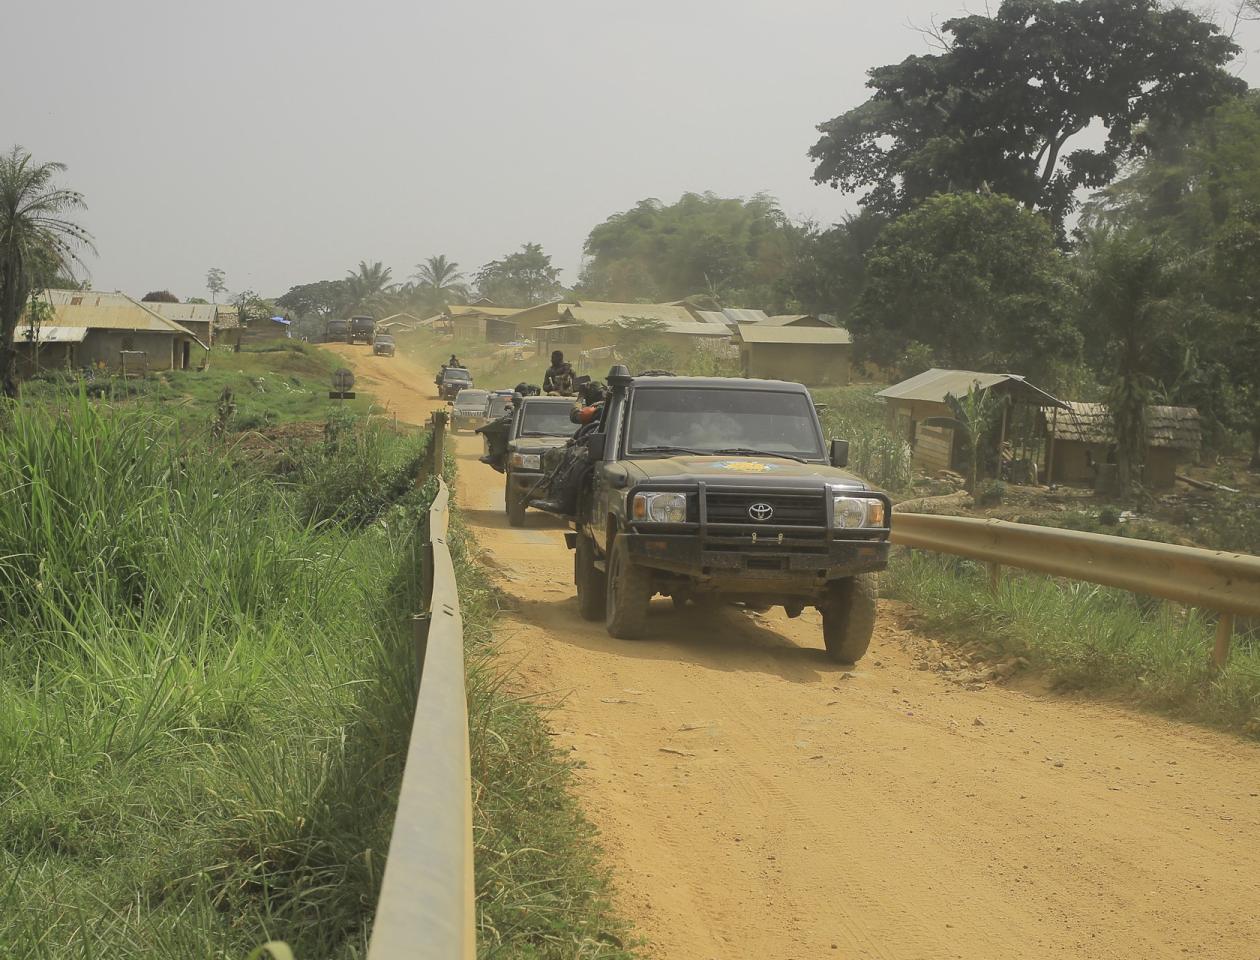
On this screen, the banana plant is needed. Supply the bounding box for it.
[924,382,1005,492]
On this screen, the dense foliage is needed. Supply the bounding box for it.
[579,192,796,309]
[809,0,1243,234]
[854,193,1080,383]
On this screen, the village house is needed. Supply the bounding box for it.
[1042,402,1202,490]
[14,290,206,376]
[877,368,1067,475]
[735,325,853,385]
[447,304,525,342]
[144,301,216,345]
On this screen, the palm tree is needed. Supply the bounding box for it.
[344,260,395,314]
[410,254,469,313]
[0,147,93,397]
[1078,227,1179,496]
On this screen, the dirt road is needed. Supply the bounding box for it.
[333,345,1260,959]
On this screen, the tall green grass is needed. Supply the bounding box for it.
[815,385,913,492]
[0,397,432,958]
[887,550,1260,736]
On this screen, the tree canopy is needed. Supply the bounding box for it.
[141,290,179,303]
[853,192,1080,382]
[275,279,350,320]
[475,242,561,306]
[579,192,793,308]
[410,254,469,314]
[810,0,1243,233]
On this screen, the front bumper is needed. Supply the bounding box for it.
[508,469,545,493]
[622,531,889,586]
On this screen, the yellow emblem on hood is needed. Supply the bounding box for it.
[714,460,779,473]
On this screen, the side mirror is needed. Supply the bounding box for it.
[829,439,849,469]
[586,433,607,460]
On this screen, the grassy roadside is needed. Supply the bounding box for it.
[20,341,370,429]
[446,514,638,958]
[0,397,432,958]
[885,550,1260,738]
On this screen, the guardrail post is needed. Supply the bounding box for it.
[430,409,447,476]
[987,561,1002,592]
[1212,613,1234,670]
[413,613,431,681]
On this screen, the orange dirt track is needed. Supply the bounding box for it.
[331,343,1260,960]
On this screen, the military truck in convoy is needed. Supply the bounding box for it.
[501,396,580,526]
[348,315,375,344]
[563,367,891,663]
[324,318,350,342]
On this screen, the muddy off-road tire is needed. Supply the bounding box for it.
[506,483,527,527]
[605,538,652,639]
[575,533,606,621]
[821,573,877,664]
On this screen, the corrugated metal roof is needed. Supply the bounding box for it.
[694,311,734,326]
[762,314,827,327]
[447,304,522,317]
[657,322,734,337]
[564,302,696,326]
[28,290,206,346]
[146,302,217,323]
[877,368,1066,408]
[13,325,89,344]
[1047,402,1202,450]
[722,308,771,324]
[736,326,852,345]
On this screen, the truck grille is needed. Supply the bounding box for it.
[704,491,825,527]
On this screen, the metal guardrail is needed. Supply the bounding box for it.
[367,470,476,960]
[892,512,1260,667]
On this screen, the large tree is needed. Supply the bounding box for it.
[579,192,793,307]
[206,267,227,303]
[141,290,179,303]
[410,254,469,313]
[0,147,92,398]
[810,0,1243,234]
[853,192,1080,382]
[275,279,350,319]
[779,210,888,320]
[475,242,562,306]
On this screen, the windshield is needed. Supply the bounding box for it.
[519,402,579,437]
[454,391,488,410]
[444,367,471,380]
[625,387,822,458]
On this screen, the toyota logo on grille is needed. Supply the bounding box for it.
[747,502,774,522]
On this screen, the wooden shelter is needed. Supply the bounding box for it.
[735,326,853,385]
[877,368,1067,476]
[1042,402,1202,490]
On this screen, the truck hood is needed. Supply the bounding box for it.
[622,455,869,490]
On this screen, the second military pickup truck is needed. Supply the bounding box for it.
[504,396,579,526]
[565,367,891,663]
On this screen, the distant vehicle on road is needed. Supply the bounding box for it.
[349,315,375,344]
[485,390,515,421]
[436,366,473,401]
[372,333,396,357]
[325,318,350,342]
[451,389,491,433]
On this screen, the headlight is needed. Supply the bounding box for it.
[832,495,885,529]
[631,492,688,523]
[510,453,541,470]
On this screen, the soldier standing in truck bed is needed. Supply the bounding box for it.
[543,350,576,396]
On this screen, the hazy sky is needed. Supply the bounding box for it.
[7,1,1259,301]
